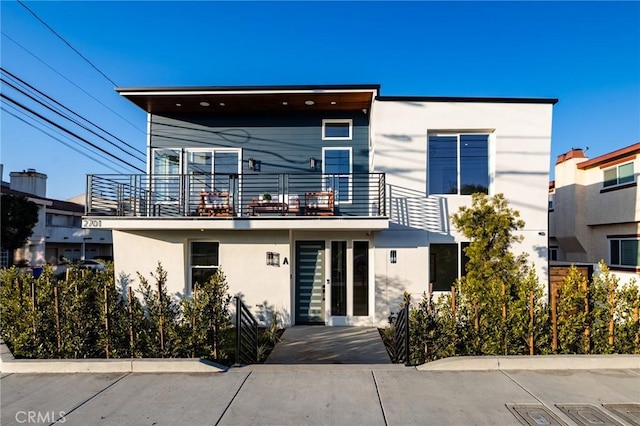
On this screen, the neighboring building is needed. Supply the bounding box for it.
[1,169,112,267]
[83,85,556,327]
[549,143,640,283]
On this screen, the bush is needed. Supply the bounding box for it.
[0,262,236,364]
[382,261,638,364]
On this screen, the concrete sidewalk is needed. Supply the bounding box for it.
[2,366,639,425]
[265,326,391,364]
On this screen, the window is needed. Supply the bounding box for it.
[430,243,470,292]
[603,162,635,188]
[428,134,489,195]
[0,249,9,268]
[190,241,219,291]
[153,149,181,203]
[323,147,352,203]
[609,238,639,268]
[322,119,352,140]
[353,241,369,316]
[549,247,558,261]
[331,241,347,316]
[186,149,241,191]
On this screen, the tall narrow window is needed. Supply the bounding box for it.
[323,148,352,203]
[428,135,457,195]
[428,134,489,195]
[213,151,240,191]
[153,149,181,203]
[190,241,219,292]
[430,244,458,291]
[353,241,369,316]
[331,241,347,316]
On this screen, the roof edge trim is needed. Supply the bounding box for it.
[375,95,559,105]
[116,84,381,94]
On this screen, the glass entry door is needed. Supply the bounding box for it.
[185,149,240,214]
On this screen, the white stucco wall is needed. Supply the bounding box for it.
[113,229,292,325]
[372,99,554,301]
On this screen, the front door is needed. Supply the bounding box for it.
[295,241,326,324]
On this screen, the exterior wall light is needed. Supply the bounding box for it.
[310,157,317,170]
[390,250,397,264]
[266,252,280,266]
[248,158,260,171]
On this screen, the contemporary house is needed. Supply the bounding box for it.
[549,143,640,283]
[84,85,556,326]
[1,169,112,267]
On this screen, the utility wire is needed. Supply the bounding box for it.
[1,69,146,161]
[17,0,118,87]
[1,75,145,163]
[1,93,145,173]
[4,104,128,173]
[2,66,145,157]
[2,32,145,135]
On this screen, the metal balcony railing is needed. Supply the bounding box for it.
[86,173,386,218]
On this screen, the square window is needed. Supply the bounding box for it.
[428,133,489,195]
[609,238,639,267]
[322,119,352,140]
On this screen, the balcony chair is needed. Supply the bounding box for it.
[199,191,232,216]
[304,190,334,216]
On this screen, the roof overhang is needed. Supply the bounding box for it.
[116,85,380,114]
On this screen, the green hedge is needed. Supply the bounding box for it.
[0,263,235,364]
[388,263,639,365]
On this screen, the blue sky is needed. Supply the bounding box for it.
[1,1,639,200]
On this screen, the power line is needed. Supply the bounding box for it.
[1,93,145,173]
[1,74,145,163]
[17,0,118,87]
[2,32,145,135]
[3,104,129,173]
[1,68,146,161]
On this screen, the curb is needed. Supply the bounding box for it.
[416,354,640,371]
[0,340,227,374]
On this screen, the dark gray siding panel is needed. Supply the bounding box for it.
[150,112,370,175]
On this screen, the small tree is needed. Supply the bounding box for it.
[451,193,533,355]
[138,263,180,358]
[1,194,39,264]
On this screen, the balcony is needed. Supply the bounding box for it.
[85,173,388,231]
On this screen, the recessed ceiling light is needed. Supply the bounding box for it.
[282,101,288,105]
[200,101,210,107]
[219,102,225,106]
[176,103,182,107]
[331,101,337,105]
[305,100,315,106]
